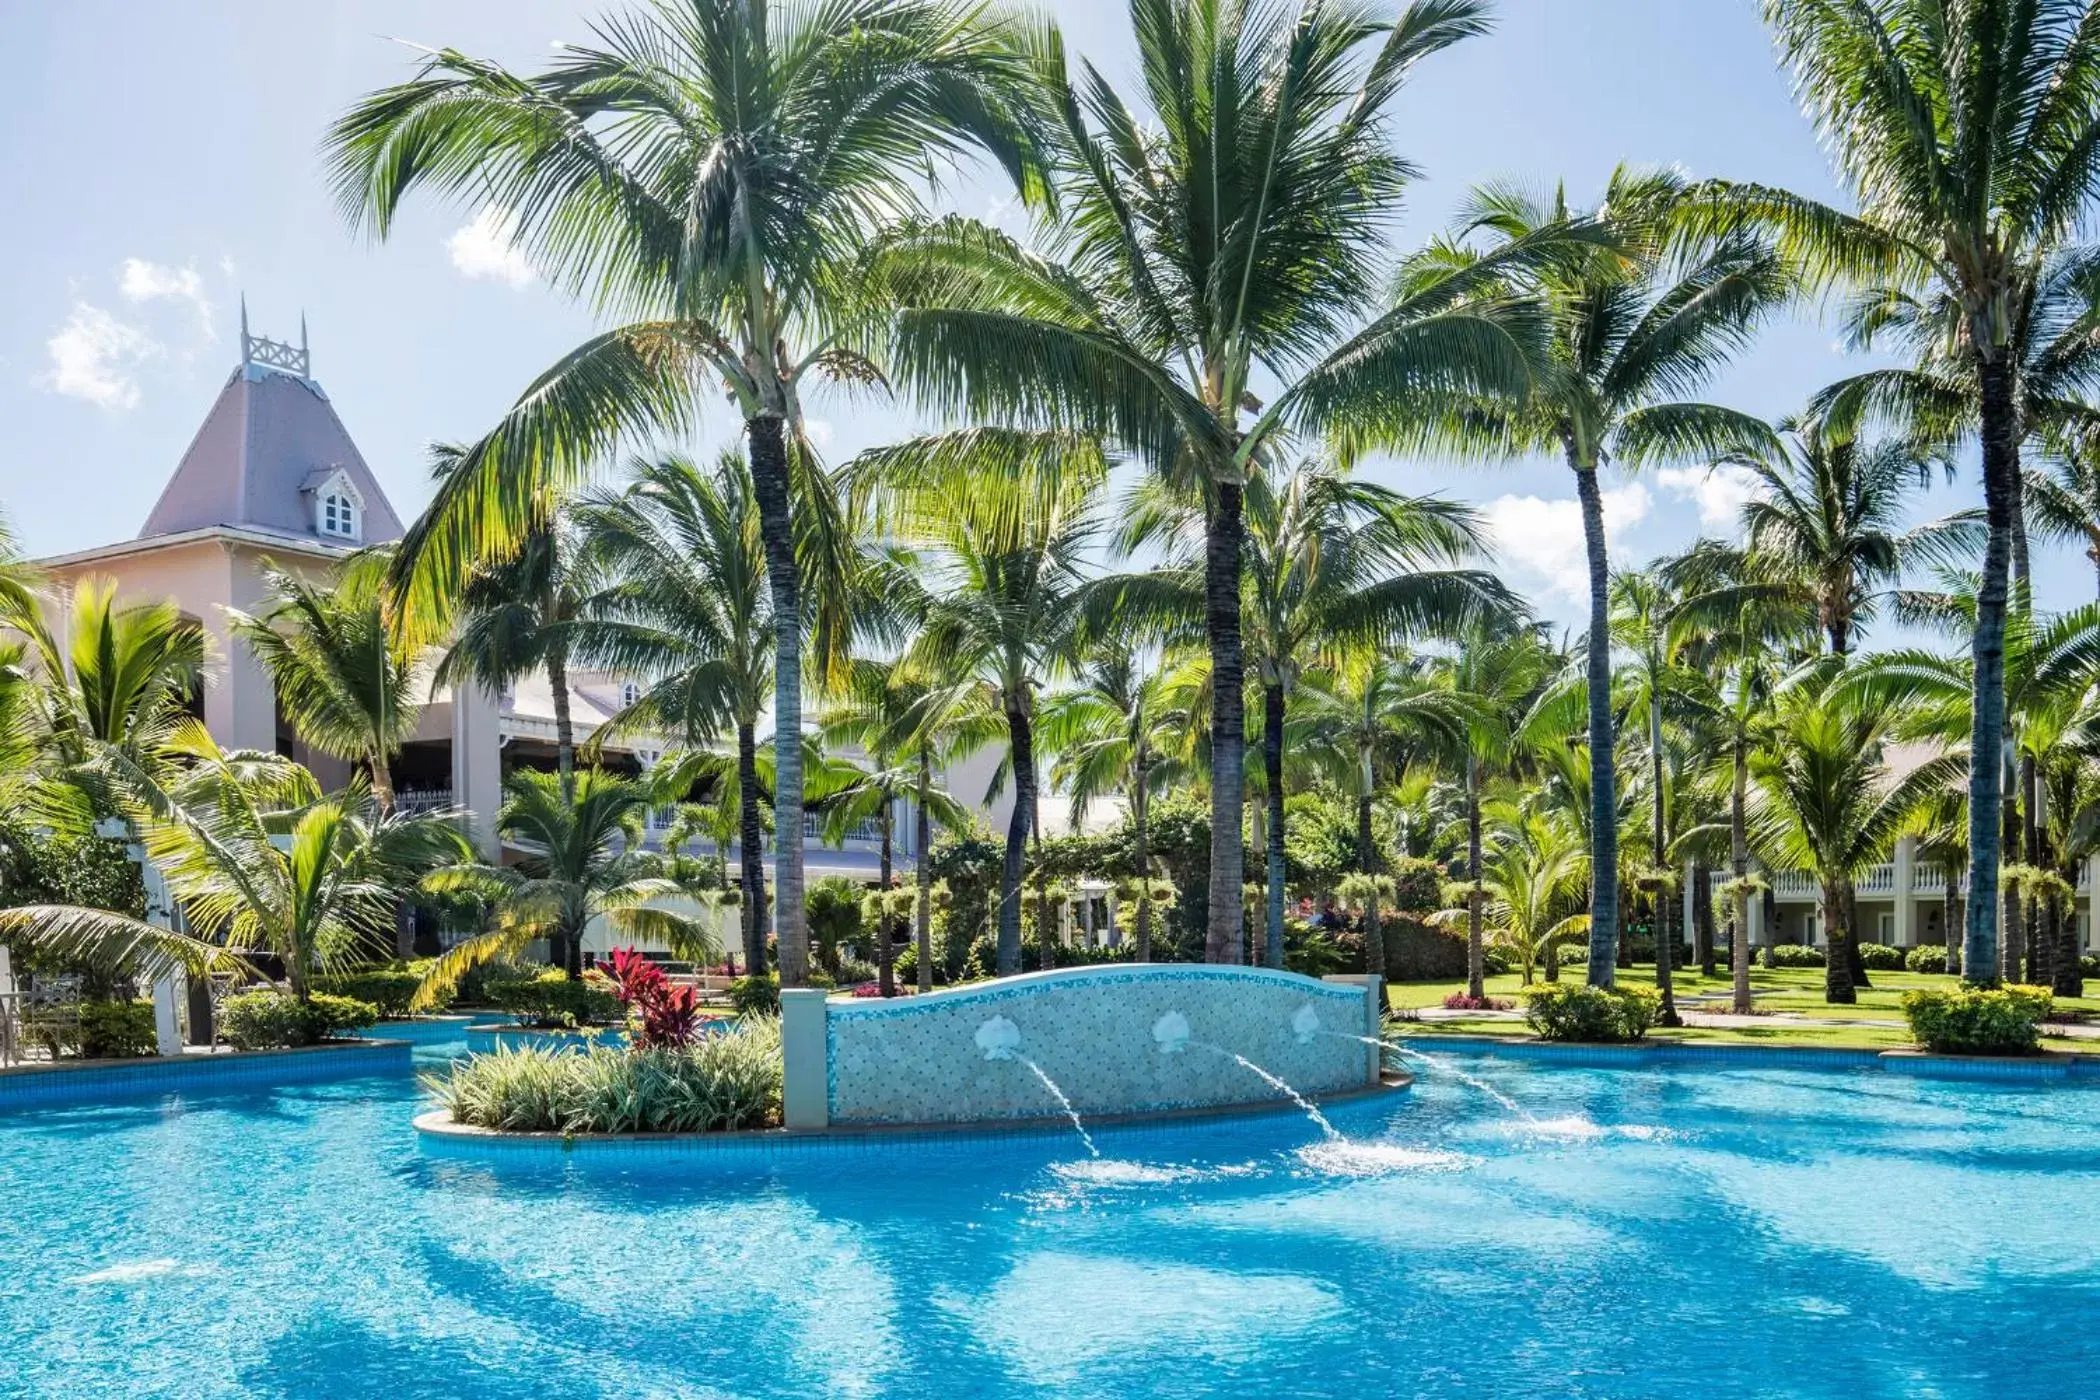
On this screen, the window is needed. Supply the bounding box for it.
[319,490,358,540]
[619,681,642,709]
[1878,912,1895,943]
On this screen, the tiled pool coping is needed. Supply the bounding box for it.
[412,1071,1414,1167]
[0,1038,413,1109]
[1408,1034,2100,1080]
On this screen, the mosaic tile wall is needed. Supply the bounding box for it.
[825,966,1375,1125]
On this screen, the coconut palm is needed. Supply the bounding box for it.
[1038,644,1192,963]
[1425,167,1791,986]
[326,0,1045,988]
[1697,0,2100,985]
[228,562,420,814]
[1725,416,1978,655]
[415,767,720,997]
[1431,810,1589,985]
[1100,463,1511,967]
[573,453,774,976]
[0,725,470,1001]
[1752,665,1963,1004]
[877,0,1569,963]
[817,659,973,995]
[856,430,1104,974]
[431,450,599,804]
[2026,429,2100,600]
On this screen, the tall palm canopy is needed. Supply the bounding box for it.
[325,0,1047,986]
[1424,167,1790,986]
[1697,0,2100,983]
[875,0,1557,962]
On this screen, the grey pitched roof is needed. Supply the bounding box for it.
[138,363,404,544]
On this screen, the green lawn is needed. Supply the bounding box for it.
[1394,1015,1919,1052]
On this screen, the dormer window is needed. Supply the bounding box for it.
[320,490,358,539]
[620,681,642,709]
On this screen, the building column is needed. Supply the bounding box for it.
[450,681,504,860]
[1682,860,1697,953]
[1748,881,1767,947]
[1892,837,1916,948]
[97,818,184,1056]
[2088,854,2100,951]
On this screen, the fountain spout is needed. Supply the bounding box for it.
[1290,1004,1322,1045]
[976,1016,1022,1062]
[1152,1011,1191,1055]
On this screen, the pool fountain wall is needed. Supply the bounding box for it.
[782,966,1382,1130]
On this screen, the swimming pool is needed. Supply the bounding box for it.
[2,1025,2094,1398]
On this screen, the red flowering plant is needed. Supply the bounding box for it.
[602,947,703,1049]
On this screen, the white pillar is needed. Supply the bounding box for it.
[1748,883,1767,947]
[451,680,504,860]
[98,819,186,1058]
[2088,855,2100,951]
[780,988,829,1130]
[1682,861,1697,952]
[1892,837,1916,948]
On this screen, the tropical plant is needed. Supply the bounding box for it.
[1750,665,1963,1003]
[0,725,470,1002]
[228,561,420,813]
[877,0,1559,963]
[413,768,721,999]
[327,0,1045,987]
[431,1019,782,1133]
[1430,810,1589,985]
[576,453,774,974]
[1426,167,1790,986]
[1702,0,2100,986]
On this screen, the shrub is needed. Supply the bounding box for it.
[599,947,702,1049]
[1521,983,1662,1043]
[728,973,780,1017]
[313,967,432,1019]
[1442,993,1514,1012]
[1768,944,1826,969]
[2082,954,2100,980]
[1902,984,2053,1056]
[218,990,379,1049]
[432,1018,783,1134]
[1906,945,1951,974]
[1481,944,1516,977]
[1856,942,1904,971]
[484,969,621,1028]
[78,999,157,1058]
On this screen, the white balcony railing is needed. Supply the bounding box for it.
[396,787,452,815]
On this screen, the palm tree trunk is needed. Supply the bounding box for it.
[736,721,768,978]
[1033,787,1053,972]
[1845,884,1870,990]
[1731,730,1752,1014]
[998,700,1033,976]
[1357,793,1385,988]
[369,753,396,814]
[1943,877,1961,978]
[1822,878,1856,1004]
[547,643,576,806]
[2022,753,2041,983]
[1205,478,1247,965]
[1649,694,1681,1025]
[1573,461,1619,986]
[2054,884,2083,997]
[1694,865,1715,979]
[747,413,807,987]
[1964,352,2019,985]
[877,794,896,997]
[1132,761,1152,962]
[1466,752,1485,1002]
[1263,682,1287,970]
[915,749,933,994]
[2001,762,2024,982]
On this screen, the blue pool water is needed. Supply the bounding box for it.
[3,1027,2097,1399]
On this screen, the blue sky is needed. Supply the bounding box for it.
[4,0,2086,629]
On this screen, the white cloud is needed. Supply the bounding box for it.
[447,206,536,286]
[802,418,834,449]
[1482,483,1652,605]
[1657,463,1763,533]
[41,304,158,410]
[118,258,214,338]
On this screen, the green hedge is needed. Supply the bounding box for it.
[79,999,158,1058]
[1520,983,1661,1043]
[1901,985,2053,1056]
[729,973,780,1016]
[1856,942,1904,970]
[219,990,379,1050]
[433,1019,782,1134]
[312,968,437,1019]
[1768,944,1825,968]
[1905,945,1950,974]
[483,970,621,1028]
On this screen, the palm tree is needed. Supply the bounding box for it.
[1752,665,1963,1004]
[858,431,1103,975]
[1435,623,1555,1001]
[877,0,1561,963]
[573,453,773,977]
[326,0,1044,988]
[1431,810,1589,986]
[1038,644,1191,963]
[228,562,420,814]
[1102,463,1510,967]
[0,726,469,1001]
[2026,429,2100,600]
[1699,0,2100,986]
[1429,168,1790,986]
[415,767,719,996]
[431,454,598,803]
[817,659,971,995]
[1729,417,1977,655]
